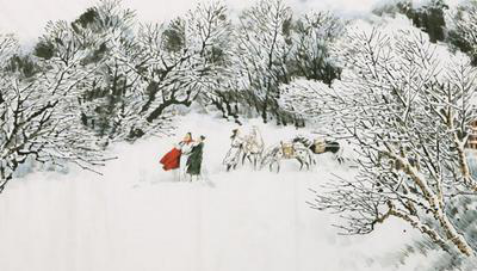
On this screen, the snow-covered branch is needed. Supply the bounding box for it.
[0,26,110,192]
[284,22,476,256]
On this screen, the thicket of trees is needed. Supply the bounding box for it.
[0,0,343,191]
[0,30,108,192]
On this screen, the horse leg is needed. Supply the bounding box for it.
[337,146,344,164]
[298,158,304,171]
[269,160,274,172]
[247,155,253,166]
[336,149,344,164]
[241,153,248,165]
[255,154,261,170]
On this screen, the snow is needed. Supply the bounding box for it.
[0,113,423,271]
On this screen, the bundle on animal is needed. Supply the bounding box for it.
[292,136,344,163]
[260,141,315,172]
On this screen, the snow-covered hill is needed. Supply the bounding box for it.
[0,114,427,271]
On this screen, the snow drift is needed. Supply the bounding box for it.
[0,114,431,271]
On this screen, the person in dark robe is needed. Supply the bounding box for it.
[186,135,205,181]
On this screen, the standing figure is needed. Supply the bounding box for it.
[159,132,193,181]
[187,136,206,181]
[223,129,244,171]
[177,132,194,181]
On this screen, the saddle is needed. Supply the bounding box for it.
[313,138,326,154]
[281,142,295,159]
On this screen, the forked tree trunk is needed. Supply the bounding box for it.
[396,155,475,257]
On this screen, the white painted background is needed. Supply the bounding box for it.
[0,0,389,46]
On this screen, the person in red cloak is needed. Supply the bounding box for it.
[160,133,194,179]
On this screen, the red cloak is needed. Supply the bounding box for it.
[159,148,181,171]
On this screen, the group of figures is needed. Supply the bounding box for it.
[159,127,345,181]
[223,127,344,173]
[159,132,206,181]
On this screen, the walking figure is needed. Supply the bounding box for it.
[223,129,244,171]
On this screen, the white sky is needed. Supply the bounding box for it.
[0,0,392,46]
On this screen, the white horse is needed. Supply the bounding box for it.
[241,126,265,170]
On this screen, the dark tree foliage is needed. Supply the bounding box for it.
[33,40,55,59]
[446,2,477,66]
[396,0,448,43]
[292,34,340,83]
[448,30,477,66]
[162,18,186,53]
[6,55,39,78]
[374,0,476,66]
[81,42,108,65]
[73,8,99,28]
[373,0,448,43]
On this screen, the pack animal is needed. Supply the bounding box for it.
[260,141,315,172]
[293,136,344,163]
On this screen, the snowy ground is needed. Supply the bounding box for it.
[0,113,428,271]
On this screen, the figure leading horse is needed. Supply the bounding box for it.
[223,129,346,173]
[223,126,265,171]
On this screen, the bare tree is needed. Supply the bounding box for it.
[106,1,233,138]
[78,0,139,139]
[52,0,147,141]
[280,24,476,256]
[292,11,345,84]
[43,0,232,141]
[0,24,110,193]
[234,0,294,123]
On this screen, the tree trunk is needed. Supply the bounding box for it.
[381,146,474,256]
[397,155,474,256]
[454,134,472,185]
[435,207,474,256]
[389,207,452,254]
[0,160,16,194]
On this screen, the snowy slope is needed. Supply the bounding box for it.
[0,113,425,271]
